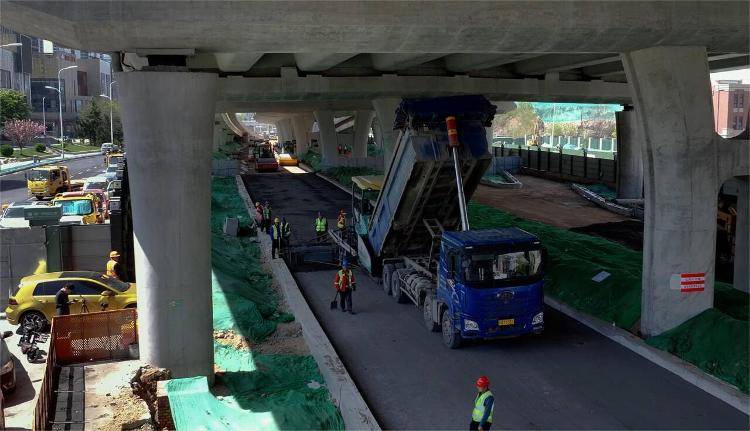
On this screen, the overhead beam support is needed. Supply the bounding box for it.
[213,52,264,72]
[294,53,357,72]
[444,54,539,72]
[513,54,621,75]
[370,54,445,71]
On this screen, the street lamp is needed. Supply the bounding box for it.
[45,65,77,160]
[98,80,117,147]
[0,43,22,48]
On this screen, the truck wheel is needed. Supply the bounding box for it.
[441,311,462,349]
[382,264,395,295]
[35,195,44,201]
[422,299,439,332]
[391,271,407,303]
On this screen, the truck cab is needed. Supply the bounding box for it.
[26,166,77,200]
[52,192,104,225]
[437,228,545,347]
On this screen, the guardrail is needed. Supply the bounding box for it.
[494,145,617,186]
[33,309,138,430]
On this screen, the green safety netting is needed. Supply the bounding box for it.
[467,202,749,393]
[166,178,343,429]
[213,140,244,160]
[646,309,749,393]
[299,150,321,171]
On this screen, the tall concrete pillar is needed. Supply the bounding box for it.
[372,98,401,171]
[280,118,294,143]
[615,109,644,199]
[314,110,337,167]
[292,114,314,155]
[735,176,749,292]
[353,110,375,159]
[118,71,217,379]
[622,46,717,336]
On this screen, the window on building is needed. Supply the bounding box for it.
[732,116,744,130]
[31,78,65,112]
[0,69,10,89]
[77,70,88,96]
[734,92,745,108]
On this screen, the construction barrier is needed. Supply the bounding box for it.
[494,145,617,187]
[32,322,58,431]
[53,308,138,365]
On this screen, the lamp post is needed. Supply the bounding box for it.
[0,43,22,48]
[42,96,47,147]
[98,80,117,146]
[45,65,77,160]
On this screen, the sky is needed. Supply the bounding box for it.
[710,68,750,84]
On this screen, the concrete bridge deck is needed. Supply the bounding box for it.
[242,169,748,430]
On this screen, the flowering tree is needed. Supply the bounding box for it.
[3,119,46,155]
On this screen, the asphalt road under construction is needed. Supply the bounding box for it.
[242,168,748,430]
[0,155,106,206]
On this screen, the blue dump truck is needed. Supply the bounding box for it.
[343,95,545,348]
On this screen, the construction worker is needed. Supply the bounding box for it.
[254,201,264,230]
[470,376,494,431]
[315,211,328,242]
[337,209,346,230]
[263,202,273,231]
[281,217,292,249]
[55,283,75,317]
[270,217,283,258]
[333,259,356,314]
[106,250,126,281]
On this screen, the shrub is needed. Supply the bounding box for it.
[35,143,46,153]
[0,145,13,157]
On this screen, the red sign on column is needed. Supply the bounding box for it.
[680,273,705,292]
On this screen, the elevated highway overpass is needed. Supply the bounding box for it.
[3,1,747,385]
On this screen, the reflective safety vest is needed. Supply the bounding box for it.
[263,207,272,219]
[337,214,346,229]
[472,390,494,424]
[315,217,327,232]
[334,269,355,291]
[271,224,282,240]
[106,259,119,280]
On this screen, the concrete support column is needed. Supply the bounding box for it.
[372,98,401,171]
[279,118,294,143]
[314,110,337,167]
[353,110,375,159]
[734,176,749,292]
[292,114,314,155]
[622,46,716,336]
[615,109,644,199]
[118,71,217,379]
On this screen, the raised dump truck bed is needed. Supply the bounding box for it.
[368,95,495,259]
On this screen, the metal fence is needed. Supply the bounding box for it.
[53,308,138,365]
[493,145,617,186]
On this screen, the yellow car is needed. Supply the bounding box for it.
[5,271,137,329]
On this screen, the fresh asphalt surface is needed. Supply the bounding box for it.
[0,155,105,205]
[243,169,748,430]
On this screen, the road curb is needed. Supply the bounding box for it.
[0,151,101,177]
[544,295,749,414]
[235,175,382,431]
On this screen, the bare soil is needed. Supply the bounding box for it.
[99,389,155,431]
[474,174,628,228]
[213,321,308,355]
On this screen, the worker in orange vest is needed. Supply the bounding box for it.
[333,259,356,314]
[106,250,126,281]
[337,209,346,230]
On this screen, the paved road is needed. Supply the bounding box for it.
[0,155,105,206]
[242,170,748,430]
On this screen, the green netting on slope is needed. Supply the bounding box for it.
[166,177,343,430]
[646,309,749,393]
[321,167,382,188]
[468,202,643,329]
[299,150,321,170]
[214,140,244,160]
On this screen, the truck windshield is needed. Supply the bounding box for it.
[59,199,93,216]
[28,170,49,181]
[259,147,274,158]
[463,250,543,285]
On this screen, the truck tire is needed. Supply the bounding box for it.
[391,270,407,303]
[422,298,439,332]
[441,310,463,349]
[382,264,395,295]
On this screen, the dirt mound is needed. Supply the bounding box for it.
[130,365,172,424]
[99,389,155,431]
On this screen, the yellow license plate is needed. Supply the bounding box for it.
[499,318,515,326]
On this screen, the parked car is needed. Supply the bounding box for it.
[106,179,121,199]
[103,164,119,181]
[0,203,31,229]
[5,271,137,329]
[100,143,115,154]
[0,331,16,394]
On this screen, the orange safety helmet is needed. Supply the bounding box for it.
[476,376,490,388]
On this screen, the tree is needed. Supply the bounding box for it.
[76,99,124,146]
[0,89,31,124]
[493,102,543,139]
[3,119,45,155]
